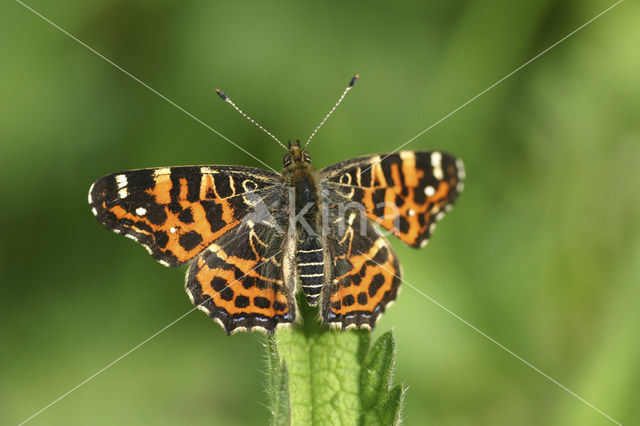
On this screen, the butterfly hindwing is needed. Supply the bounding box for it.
[185,210,296,334]
[89,166,282,266]
[320,151,464,248]
[322,208,401,329]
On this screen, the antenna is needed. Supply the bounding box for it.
[303,74,359,149]
[215,88,288,150]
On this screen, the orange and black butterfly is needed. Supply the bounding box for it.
[88,76,464,334]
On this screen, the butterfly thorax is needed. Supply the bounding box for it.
[287,164,319,217]
[282,141,319,222]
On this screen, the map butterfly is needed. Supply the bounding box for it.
[88,77,464,334]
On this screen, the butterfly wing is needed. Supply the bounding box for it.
[185,208,296,334]
[320,151,464,248]
[321,209,401,329]
[89,166,282,266]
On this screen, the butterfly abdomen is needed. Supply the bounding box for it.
[296,237,325,306]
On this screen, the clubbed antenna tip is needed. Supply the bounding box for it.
[215,88,227,100]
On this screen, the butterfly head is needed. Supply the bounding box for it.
[283,140,312,167]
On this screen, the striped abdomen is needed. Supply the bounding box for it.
[297,236,324,306]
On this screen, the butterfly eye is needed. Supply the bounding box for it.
[283,154,292,167]
[303,152,312,163]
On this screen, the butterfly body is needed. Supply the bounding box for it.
[89,141,464,334]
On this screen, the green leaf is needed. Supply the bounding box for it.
[380,385,405,426]
[265,294,404,425]
[360,331,404,425]
[361,331,396,409]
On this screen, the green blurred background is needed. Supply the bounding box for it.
[1,0,638,424]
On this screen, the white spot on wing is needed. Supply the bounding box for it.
[431,152,444,180]
[91,207,98,216]
[135,207,147,216]
[169,227,176,234]
[158,260,170,267]
[408,209,415,216]
[115,174,128,188]
[431,151,442,168]
[455,158,465,180]
[433,166,444,180]
[154,168,171,176]
[118,188,128,199]
[424,186,435,197]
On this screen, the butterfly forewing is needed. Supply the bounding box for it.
[89,166,282,266]
[320,151,464,248]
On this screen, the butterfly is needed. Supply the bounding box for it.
[88,77,464,334]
